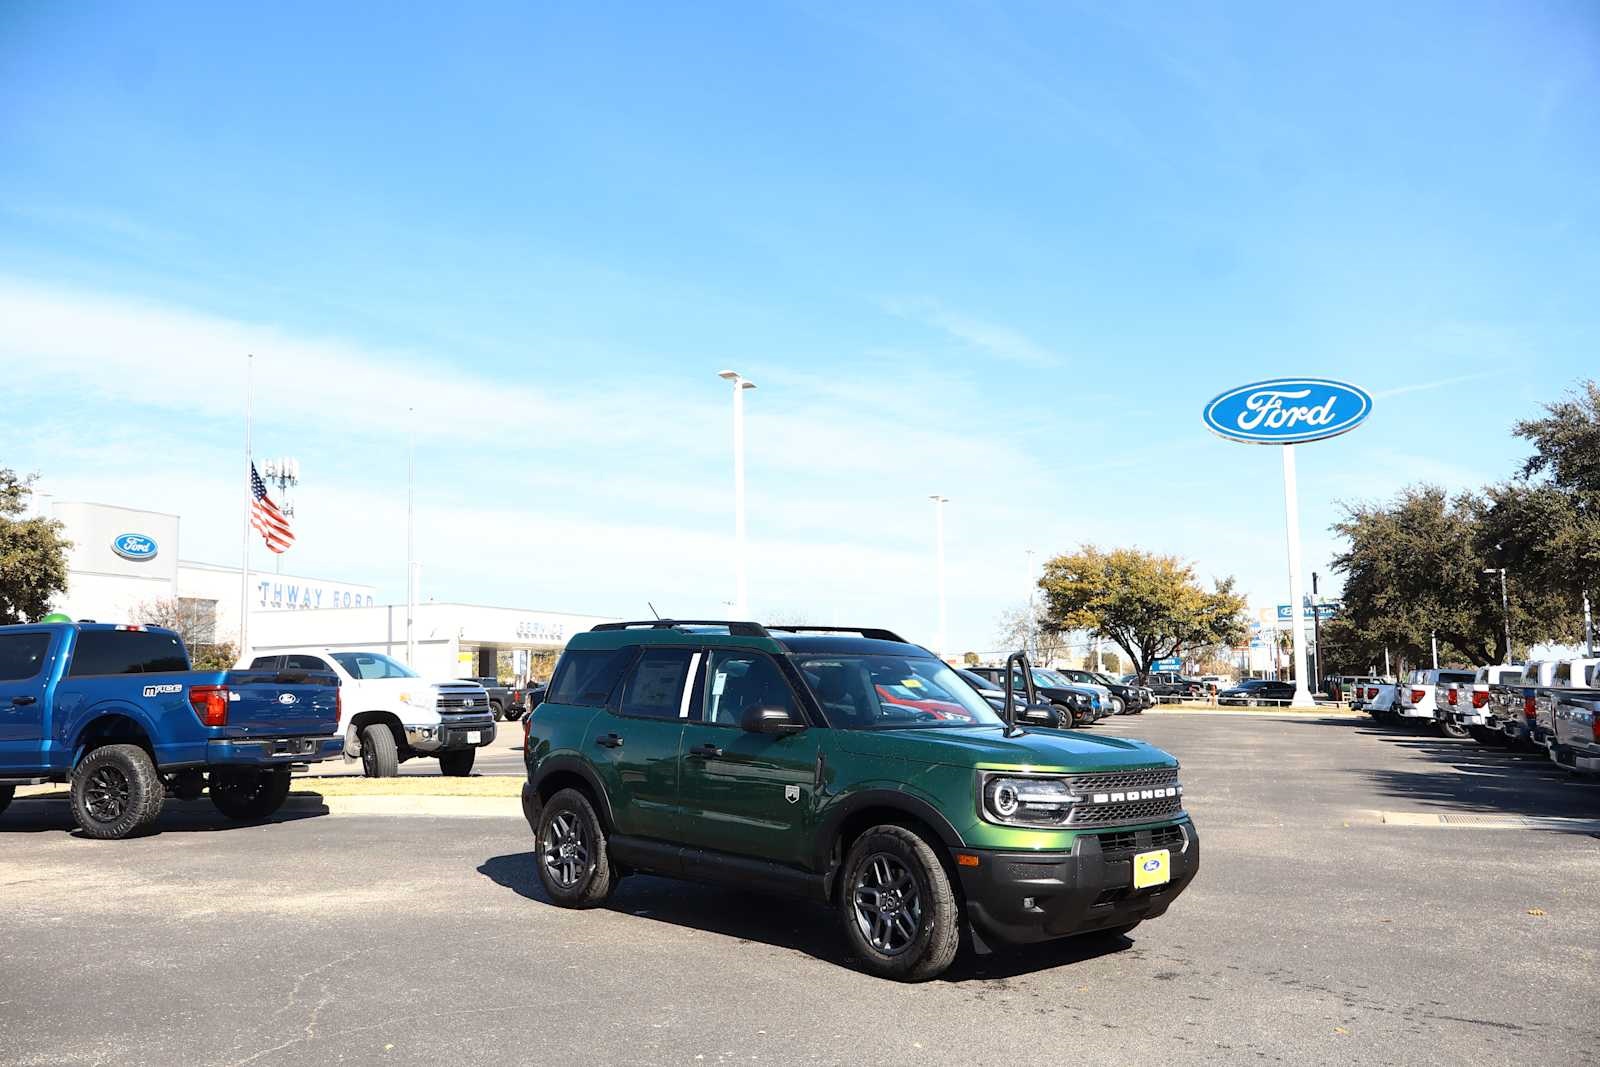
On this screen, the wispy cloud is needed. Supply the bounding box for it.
[1371,371,1496,400]
[884,297,1063,367]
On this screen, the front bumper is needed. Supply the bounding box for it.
[204,736,343,766]
[406,718,496,752]
[956,820,1199,946]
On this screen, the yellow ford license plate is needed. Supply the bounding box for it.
[1133,848,1171,890]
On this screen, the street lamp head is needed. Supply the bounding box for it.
[717,369,738,380]
[930,494,949,503]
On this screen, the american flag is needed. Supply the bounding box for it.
[250,462,295,554]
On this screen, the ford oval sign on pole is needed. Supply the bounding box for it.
[1202,378,1372,445]
[111,533,159,561]
[1203,378,1371,708]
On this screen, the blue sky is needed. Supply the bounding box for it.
[1,1,1596,652]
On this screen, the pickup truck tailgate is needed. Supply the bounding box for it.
[213,669,340,737]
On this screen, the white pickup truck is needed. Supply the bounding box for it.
[241,648,495,776]
[1398,668,1475,729]
[1438,664,1525,744]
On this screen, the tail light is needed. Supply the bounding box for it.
[1523,695,1536,719]
[1447,688,1458,706]
[1592,715,1599,744]
[188,685,229,727]
[1410,689,1426,704]
[336,685,342,722]
[1472,690,1490,709]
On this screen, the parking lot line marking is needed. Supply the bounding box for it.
[1364,810,1600,832]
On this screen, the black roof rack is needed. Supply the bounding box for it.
[590,619,772,638]
[764,624,909,643]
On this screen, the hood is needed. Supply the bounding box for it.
[835,724,1177,773]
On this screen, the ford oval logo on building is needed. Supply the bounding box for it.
[1203,378,1372,445]
[111,533,159,561]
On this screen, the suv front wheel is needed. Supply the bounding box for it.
[535,788,615,908]
[839,825,961,982]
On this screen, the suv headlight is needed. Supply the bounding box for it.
[981,774,1075,828]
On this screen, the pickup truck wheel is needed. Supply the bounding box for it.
[0,783,13,817]
[210,767,292,820]
[536,788,614,908]
[438,749,475,777]
[1438,719,1470,740]
[70,744,165,840]
[360,723,399,778]
[840,824,960,982]
[491,702,505,722]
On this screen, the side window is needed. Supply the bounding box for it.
[547,648,634,708]
[0,633,51,681]
[617,649,698,720]
[284,654,330,671]
[249,656,281,670]
[68,630,189,676]
[704,651,799,727]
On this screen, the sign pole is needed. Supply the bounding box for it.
[1281,444,1315,707]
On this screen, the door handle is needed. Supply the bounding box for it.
[11,695,36,706]
[688,742,723,758]
[595,733,623,749]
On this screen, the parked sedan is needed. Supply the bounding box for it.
[1217,679,1297,706]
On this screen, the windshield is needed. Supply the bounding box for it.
[797,655,1005,729]
[1088,672,1116,686]
[957,669,1001,693]
[1032,669,1074,689]
[331,651,418,680]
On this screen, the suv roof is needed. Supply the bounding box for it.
[576,620,930,658]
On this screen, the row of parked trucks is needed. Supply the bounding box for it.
[1351,657,1600,773]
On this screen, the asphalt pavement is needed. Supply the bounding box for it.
[2,713,1598,1066]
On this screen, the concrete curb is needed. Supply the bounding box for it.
[1353,809,1600,831]
[1142,707,1360,719]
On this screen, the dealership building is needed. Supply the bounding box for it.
[43,498,611,681]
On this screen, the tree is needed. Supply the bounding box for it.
[131,599,236,671]
[1507,380,1600,631]
[1036,546,1249,682]
[0,468,71,625]
[1331,485,1578,665]
[993,604,1070,664]
[1099,649,1121,674]
[962,651,980,666]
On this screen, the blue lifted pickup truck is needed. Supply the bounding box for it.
[0,622,342,839]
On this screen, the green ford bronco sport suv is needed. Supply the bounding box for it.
[521,620,1198,981]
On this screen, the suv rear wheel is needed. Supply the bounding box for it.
[839,825,960,981]
[536,788,615,908]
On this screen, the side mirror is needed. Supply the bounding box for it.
[741,704,806,736]
[1020,703,1062,728]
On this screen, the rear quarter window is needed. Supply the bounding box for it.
[547,648,635,707]
[68,630,189,676]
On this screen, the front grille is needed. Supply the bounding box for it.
[1090,823,1187,859]
[1064,767,1180,795]
[1063,767,1184,828]
[1071,795,1184,826]
[437,695,488,711]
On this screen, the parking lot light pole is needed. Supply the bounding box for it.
[718,370,756,618]
[1483,567,1511,661]
[930,495,948,658]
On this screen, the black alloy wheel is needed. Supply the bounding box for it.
[852,853,923,957]
[84,765,130,823]
[543,810,591,889]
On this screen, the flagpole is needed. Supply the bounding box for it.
[240,354,253,659]
[406,406,416,667]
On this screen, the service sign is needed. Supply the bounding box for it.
[1203,378,1372,445]
[111,532,159,561]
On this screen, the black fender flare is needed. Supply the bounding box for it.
[812,787,968,884]
[527,754,617,830]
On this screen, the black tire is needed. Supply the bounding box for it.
[1110,696,1126,716]
[1468,725,1502,746]
[70,744,165,840]
[210,767,292,820]
[535,788,615,908]
[491,701,505,722]
[360,723,399,778]
[839,824,961,982]
[1439,718,1469,740]
[505,708,524,722]
[438,749,475,777]
[0,782,13,817]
